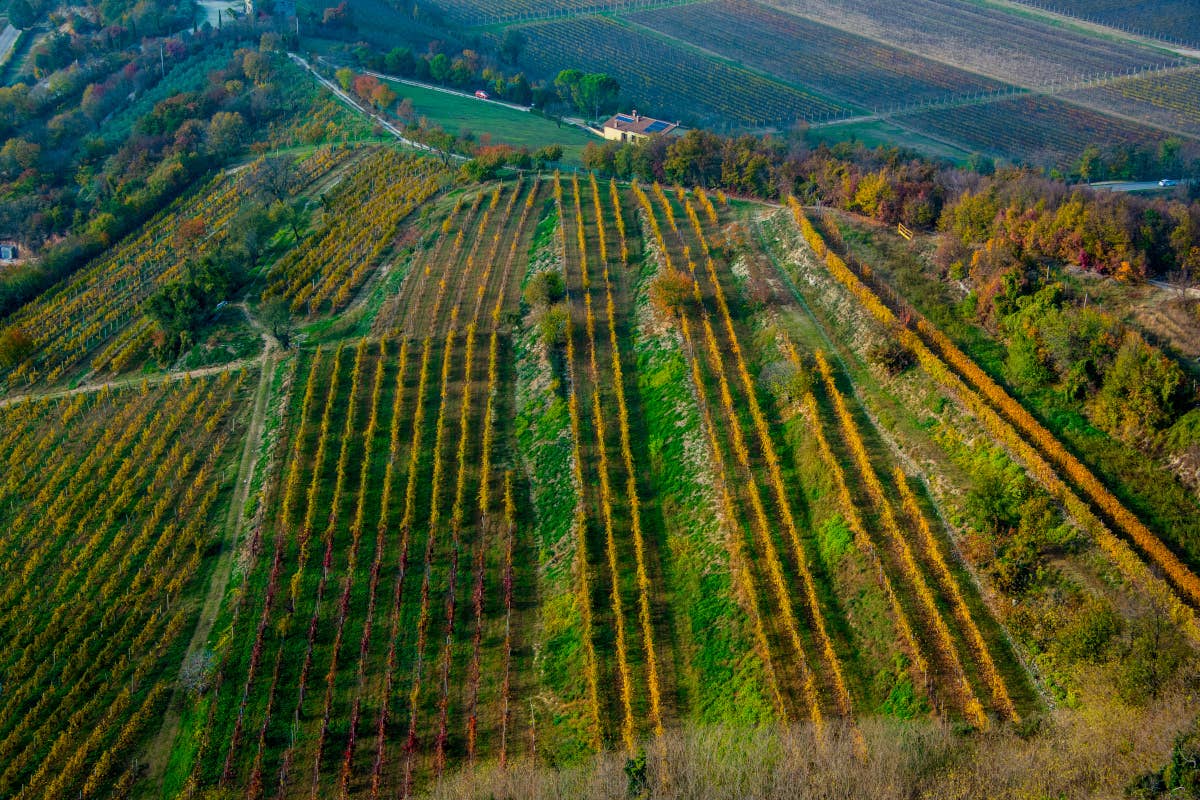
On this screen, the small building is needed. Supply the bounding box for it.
[601,111,679,143]
[0,241,18,262]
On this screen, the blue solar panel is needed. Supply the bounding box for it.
[645,120,670,133]
[616,114,634,123]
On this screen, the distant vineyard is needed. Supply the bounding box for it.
[516,16,850,126]
[762,0,1170,87]
[625,0,1006,111]
[1012,0,1200,47]
[1066,67,1200,138]
[422,0,700,26]
[0,371,249,799]
[896,95,1169,169]
[263,148,448,315]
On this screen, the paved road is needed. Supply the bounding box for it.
[1149,279,1200,298]
[0,25,21,67]
[359,67,532,113]
[289,53,466,161]
[1091,180,1189,193]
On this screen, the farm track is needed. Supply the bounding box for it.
[144,340,285,786]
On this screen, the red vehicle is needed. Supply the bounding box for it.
[474,90,489,99]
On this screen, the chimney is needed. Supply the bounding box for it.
[633,109,639,122]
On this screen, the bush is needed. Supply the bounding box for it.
[524,270,565,309]
[537,302,569,349]
[649,268,692,317]
[867,339,915,376]
[1090,331,1186,443]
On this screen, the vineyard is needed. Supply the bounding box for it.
[168,170,1062,799]
[0,145,359,391]
[0,370,252,798]
[624,0,1006,111]
[895,95,1170,170]
[1011,0,1200,47]
[514,16,849,127]
[1066,66,1200,138]
[263,149,448,316]
[6,160,1200,796]
[760,0,1170,86]
[783,198,1200,652]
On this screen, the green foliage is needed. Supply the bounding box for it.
[1090,331,1186,443]
[817,515,853,564]
[875,655,926,719]
[147,253,241,356]
[1003,328,1052,391]
[553,69,620,120]
[965,456,1028,536]
[992,529,1041,594]
[537,302,569,349]
[1056,599,1121,664]
[1116,610,1190,704]
[624,750,650,799]
[524,269,566,309]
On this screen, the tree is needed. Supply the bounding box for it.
[428,53,450,84]
[247,155,298,204]
[9,0,35,29]
[242,51,276,87]
[397,97,415,124]
[231,202,279,272]
[0,138,40,176]
[335,67,354,92]
[553,69,583,112]
[206,111,248,158]
[537,302,569,348]
[576,73,619,120]
[260,297,294,348]
[499,28,525,64]
[370,82,397,111]
[533,144,562,168]
[649,268,692,317]
[1091,331,1185,442]
[0,326,34,368]
[523,270,565,309]
[664,130,723,187]
[384,46,415,76]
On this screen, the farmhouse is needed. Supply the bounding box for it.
[601,111,679,143]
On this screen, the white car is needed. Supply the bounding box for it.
[1159,178,1179,187]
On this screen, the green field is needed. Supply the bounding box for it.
[806,118,974,164]
[384,79,600,161]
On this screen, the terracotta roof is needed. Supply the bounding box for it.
[602,113,679,136]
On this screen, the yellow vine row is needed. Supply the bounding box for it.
[815,352,985,728]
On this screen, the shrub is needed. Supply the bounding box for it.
[523,269,565,309]
[867,339,915,376]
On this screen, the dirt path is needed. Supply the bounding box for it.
[141,341,282,789]
[138,304,281,789]
[1,304,275,409]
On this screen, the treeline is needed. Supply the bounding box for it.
[582,130,1200,281]
[321,14,624,121]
